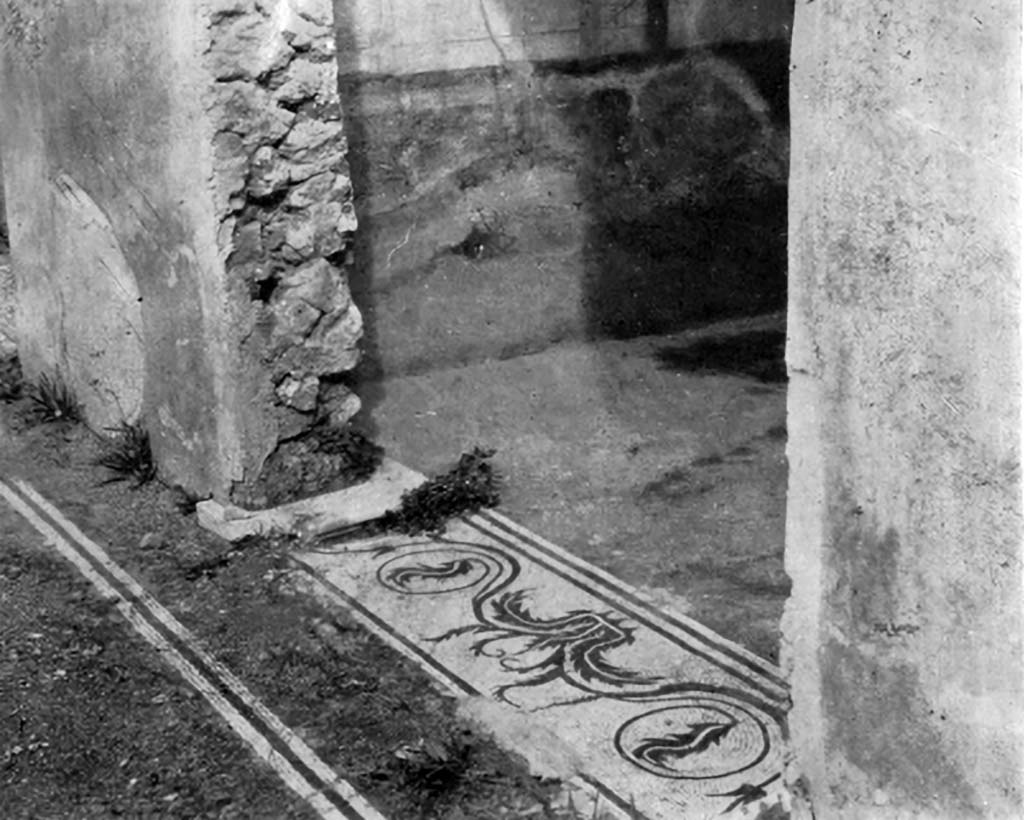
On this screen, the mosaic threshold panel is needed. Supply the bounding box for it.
[294,509,789,819]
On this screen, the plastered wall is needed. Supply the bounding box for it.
[335,0,794,75]
[0,0,362,499]
[1,0,227,489]
[784,1,1023,815]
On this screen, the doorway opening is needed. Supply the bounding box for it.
[335,0,793,663]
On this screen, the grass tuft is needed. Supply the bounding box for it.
[95,421,157,486]
[320,447,501,543]
[381,446,500,535]
[392,732,476,799]
[27,372,80,422]
[314,424,384,484]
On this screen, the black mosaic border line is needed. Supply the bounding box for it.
[290,556,654,820]
[467,511,789,716]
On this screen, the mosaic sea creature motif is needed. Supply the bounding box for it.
[309,514,788,817]
[364,537,778,809]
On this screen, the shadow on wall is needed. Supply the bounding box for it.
[656,328,788,383]
[569,43,789,341]
[330,1,792,411]
[332,0,382,436]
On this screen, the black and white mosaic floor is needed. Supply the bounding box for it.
[292,506,788,819]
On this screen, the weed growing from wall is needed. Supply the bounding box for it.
[321,447,501,542]
[27,373,80,423]
[380,447,500,535]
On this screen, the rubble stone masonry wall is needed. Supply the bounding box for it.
[205,0,363,491]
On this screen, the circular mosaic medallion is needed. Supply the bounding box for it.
[615,698,770,780]
[377,549,494,594]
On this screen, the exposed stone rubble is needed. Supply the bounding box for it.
[204,0,362,498]
[0,256,14,356]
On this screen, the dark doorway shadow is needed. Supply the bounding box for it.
[570,50,789,344]
[655,329,787,383]
[333,5,384,437]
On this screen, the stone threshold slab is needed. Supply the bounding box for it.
[198,459,791,818]
[196,458,424,542]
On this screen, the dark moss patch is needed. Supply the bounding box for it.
[237,424,384,509]
[0,353,23,400]
[655,329,786,382]
[449,211,515,260]
[454,157,497,190]
[639,467,715,501]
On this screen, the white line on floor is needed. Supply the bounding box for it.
[0,477,386,820]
